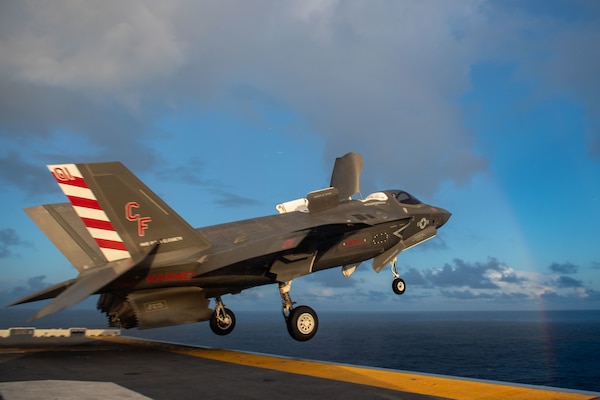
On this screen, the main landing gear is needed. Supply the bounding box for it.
[279,281,318,341]
[210,296,236,336]
[209,286,318,341]
[390,257,406,295]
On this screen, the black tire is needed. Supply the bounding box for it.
[392,278,406,295]
[210,308,236,336]
[287,306,318,341]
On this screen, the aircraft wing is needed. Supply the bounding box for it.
[194,229,311,277]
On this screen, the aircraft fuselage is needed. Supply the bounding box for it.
[14,154,451,340]
[107,190,450,299]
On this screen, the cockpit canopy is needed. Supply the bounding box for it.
[365,190,422,205]
[391,190,422,205]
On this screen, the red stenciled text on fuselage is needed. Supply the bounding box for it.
[146,272,193,282]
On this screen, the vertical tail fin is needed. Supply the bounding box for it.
[47,163,211,262]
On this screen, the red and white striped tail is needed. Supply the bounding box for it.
[48,164,131,262]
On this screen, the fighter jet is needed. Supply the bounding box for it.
[10,153,450,341]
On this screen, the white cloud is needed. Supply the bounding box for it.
[2,1,599,191]
[0,0,491,194]
[1,1,184,96]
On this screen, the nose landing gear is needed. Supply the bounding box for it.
[279,281,318,341]
[390,258,406,295]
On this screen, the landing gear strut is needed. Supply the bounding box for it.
[390,257,406,295]
[279,281,318,341]
[210,296,236,336]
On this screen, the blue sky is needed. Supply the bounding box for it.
[1,1,599,315]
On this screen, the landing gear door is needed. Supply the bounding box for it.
[269,252,317,282]
[372,242,406,273]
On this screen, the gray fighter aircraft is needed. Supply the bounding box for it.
[10,153,450,341]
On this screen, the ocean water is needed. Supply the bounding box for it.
[2,309,599,392]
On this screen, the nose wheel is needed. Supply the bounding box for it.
[392,277,406,295]
[390,258,406,295]
[279,281,319,341]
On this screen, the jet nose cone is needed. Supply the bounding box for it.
[435,208,451,228]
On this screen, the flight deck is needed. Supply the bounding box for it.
[1,328,598,400]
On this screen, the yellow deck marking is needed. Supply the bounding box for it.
[105,336,597,400]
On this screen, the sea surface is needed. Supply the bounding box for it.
[2,309,599,392]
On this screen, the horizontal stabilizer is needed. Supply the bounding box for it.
[8,279,76,306]
[25,204,105,272]
[25,244,158,321]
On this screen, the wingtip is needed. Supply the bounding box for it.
[6,297,27,308]
[27,306,53,322]
[26,297,71,322]
[5,299,44,321]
